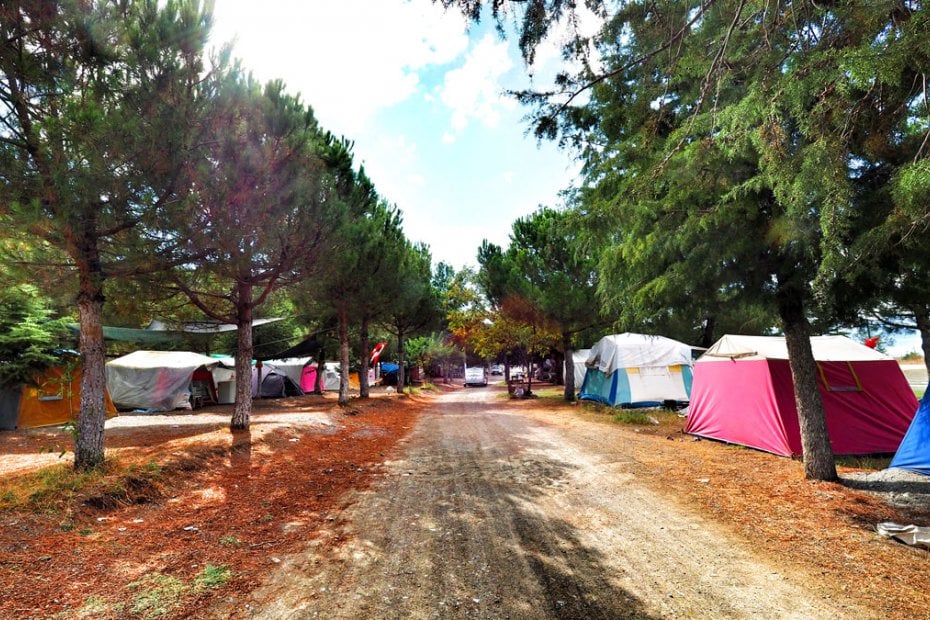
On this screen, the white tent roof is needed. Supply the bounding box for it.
[585,333,694,375]
[263,357,312,386]
[108,350,219,370]
[698,334,890,363]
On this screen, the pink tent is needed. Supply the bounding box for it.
[300,365,317,392]
[686,335,917,456]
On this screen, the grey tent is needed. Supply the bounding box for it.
[251,363,303,398]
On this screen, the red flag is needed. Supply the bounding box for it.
[370,342,387,365]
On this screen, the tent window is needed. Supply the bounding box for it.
[817,362,863,392]
[36,379,64,401]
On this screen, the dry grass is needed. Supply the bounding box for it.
[0,393,422,619]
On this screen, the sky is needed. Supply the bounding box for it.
[209,0,585,273]
[207,2,925,357]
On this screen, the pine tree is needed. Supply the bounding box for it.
[169,72,330,430]
[0,0,211,469]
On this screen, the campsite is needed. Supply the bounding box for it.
[4,383,930,618]
[3,1,930,619]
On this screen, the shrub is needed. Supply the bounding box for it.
[613,411,652,425]
[195,564,233,590]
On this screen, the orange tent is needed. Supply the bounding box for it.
[0,366,117,430]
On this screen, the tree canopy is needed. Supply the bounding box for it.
[0,0,212,468]
[440,0,930,480]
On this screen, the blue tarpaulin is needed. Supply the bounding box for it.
[890,387,930,474]
[380,362,400,386]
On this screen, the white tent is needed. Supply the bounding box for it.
[565,349,591,390]
[579,334,694,407]
[210,357,304,400]
[320,362,341,391]
[106,351,219,411]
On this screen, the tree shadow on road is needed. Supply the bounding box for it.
[408,409,660,619]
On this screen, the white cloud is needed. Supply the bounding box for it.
[355,132,425,211]
[207,1,584,270]
[403,220,489,269]
[529,4,603,69]
[439,34,516,141]
[210,0,469,135]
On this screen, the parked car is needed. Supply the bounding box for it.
[464,366,488,387]
[489,364,504,375]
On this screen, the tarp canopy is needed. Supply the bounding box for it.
[69,324,183,345]
[0,365,116,430]
[890,390,930,474]
[585,333,693,374]
[146,318,284,334]
[259,333,324,361]
[106,351,219,411]
[686,335,917,456]
[579,334,694,407]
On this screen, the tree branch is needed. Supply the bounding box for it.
[543,1,716,127]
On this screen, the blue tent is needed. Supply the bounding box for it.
[890,388,930,474]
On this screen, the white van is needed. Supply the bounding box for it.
[464,366,488,387]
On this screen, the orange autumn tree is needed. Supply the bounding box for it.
[466,296,559,395]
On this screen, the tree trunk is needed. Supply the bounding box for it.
[777,287,837,481]
[359,316,370,399]
[915,311,930,382]
[232,281,254,430]
[562,330,575,402]
[504,353,510,384]
[314,345,325,395]
[397,327,406,391]
[338,303,350,406]
[74,257,107,471]
[526,352,533,395]
[700,315,717,349]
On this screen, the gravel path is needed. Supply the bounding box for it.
[239,388,866,619]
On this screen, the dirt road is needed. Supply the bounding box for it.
[239,388,865,619]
